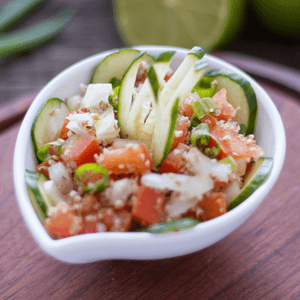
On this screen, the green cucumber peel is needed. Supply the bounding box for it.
[162,98,180,164]
[204,68,257,135]
[139,218,200,233]
[189,46,205,60]
[194,58,209,71]
[25,170,48,215]
[147,65,160,103]
[154,51,175,63]
[227,157,273,211]
[90,49,141,83]
[25,169,55,216]
[31,97,69,162]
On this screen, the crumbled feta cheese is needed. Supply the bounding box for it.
[94,107,120,145]
[81,83,113,109]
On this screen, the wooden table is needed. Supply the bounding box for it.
[0,54,299,300]
[1,0,300,298]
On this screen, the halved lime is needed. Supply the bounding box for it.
[114,0,246,51]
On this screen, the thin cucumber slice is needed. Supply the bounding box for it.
[91,49,154,83]
[118,51,154,136]
[166,58,208,110]
[128,51,175,145]
[160,46,205,108]
[26,185,46,222]
[31,98,69,159]
[227,157,273,210]
[204,68,257,135]
[25,169,55,217]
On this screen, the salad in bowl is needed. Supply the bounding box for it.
[14,46,285,263]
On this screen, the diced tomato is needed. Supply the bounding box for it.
[97,143,153,176]
[45,202,82,238]
[64,134,100,166]
[159,143,187,174]
[211,125,261,161]
[200,114,217,130]
[212,89,236,120]
[59,118,70,140]
[197,192,226,221]
[180,96,196,119]
[132,185,165,226]
[170,116,189,151]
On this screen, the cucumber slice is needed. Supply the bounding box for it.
[204,68,257,136]
[91,49,154,83]
[90,49,140,83]
[31,98,69,159]
[26,185,46,222]
[227,157,273,210]
[128,51,175,146]
[25,169,56,217]
[118,51,155,136]
[148,53,208,166]
[160,46,205,108]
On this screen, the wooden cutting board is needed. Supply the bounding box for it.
[1,54,299,300]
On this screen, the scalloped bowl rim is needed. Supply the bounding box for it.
[13,46,286,263]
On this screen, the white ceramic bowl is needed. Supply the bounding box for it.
[13,46,286,263]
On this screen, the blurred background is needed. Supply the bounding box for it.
[1,0,300,109]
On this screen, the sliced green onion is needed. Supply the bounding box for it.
[37,141,65,162]
[108,85,120,110]
[188,113,201,131]
[190,97,218,120]
[75,163,109,193]
[139,218,200,233]
[0,8,76,59]
[191,123,221,158]
[0,0,43,32]
[219,156,238,172]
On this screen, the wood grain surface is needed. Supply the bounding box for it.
[1,0,300,299]
[0,72,299,300]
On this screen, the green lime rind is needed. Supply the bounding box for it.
[75,163,109,193]
[139,218,200,234]
[31,98,68,162]
[204,68,257,136]
[227,157,273,211]
[154,51,175,63]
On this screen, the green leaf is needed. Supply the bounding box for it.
[0,8,77,59]
[0,0,43,32]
